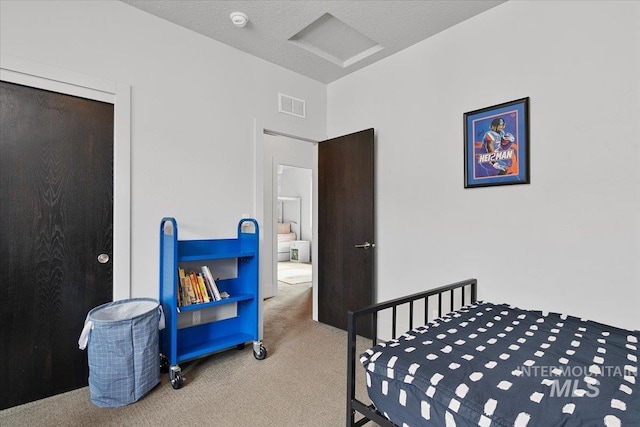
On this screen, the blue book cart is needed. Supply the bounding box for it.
[159,217,266,389]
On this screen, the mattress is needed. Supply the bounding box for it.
[360,301,639,427]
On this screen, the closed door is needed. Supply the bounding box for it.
[0,81,114,409]
[318,128,374,337]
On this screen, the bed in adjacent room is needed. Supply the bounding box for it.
[276,196,301,262]
[347,279,639,426]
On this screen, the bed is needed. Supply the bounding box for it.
[347,279,639,426]
[277,222,297,261]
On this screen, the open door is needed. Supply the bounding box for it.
[318,128,374,337]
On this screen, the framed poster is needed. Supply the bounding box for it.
[464,97,530,188]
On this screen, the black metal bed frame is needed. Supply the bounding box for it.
[346,278,478,427]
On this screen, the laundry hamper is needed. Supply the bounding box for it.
[78,298,165,407]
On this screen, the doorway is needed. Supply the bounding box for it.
[260,133,315,302]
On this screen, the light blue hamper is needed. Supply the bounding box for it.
[78,298,165,407]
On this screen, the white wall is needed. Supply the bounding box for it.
[327,1,640,330]
[0,1,326,299]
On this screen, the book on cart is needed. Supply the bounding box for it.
[188,271,203,303]
[196,274,213,302]
[201,265,222,301]
[178,268,196,305]
[201,272,216,302]
[194,271,211,303]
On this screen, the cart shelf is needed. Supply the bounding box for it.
[176,293,253,312]
[177,239,256,261]
[176,332,254,363]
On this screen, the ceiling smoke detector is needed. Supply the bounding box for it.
[230,12,249,28]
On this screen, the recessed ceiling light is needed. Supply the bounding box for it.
[230,11,249,28]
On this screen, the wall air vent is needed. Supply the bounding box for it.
[278,93,306,118]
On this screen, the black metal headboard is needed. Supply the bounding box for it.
[346,278,478,426]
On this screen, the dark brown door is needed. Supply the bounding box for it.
[0,81,114,409]
[318,128,374,337]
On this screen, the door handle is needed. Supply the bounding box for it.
[97,253,110,264]
[354,242,375,249]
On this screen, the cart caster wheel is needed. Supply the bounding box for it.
[237,343,246,350]
[253,345,267,360]
[169,367,184,390]
[160,354,169,374]
[170,373,183,389]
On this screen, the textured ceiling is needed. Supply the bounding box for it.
[120,0,506,84]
